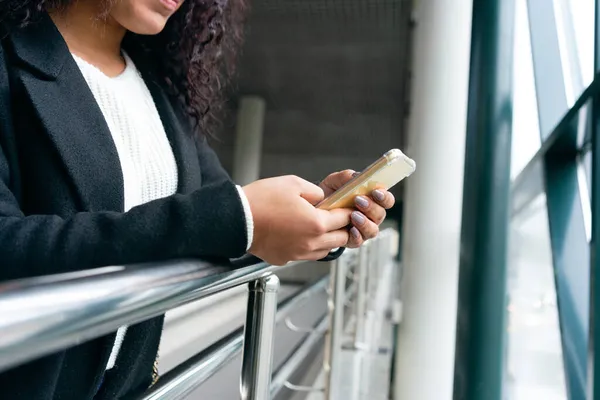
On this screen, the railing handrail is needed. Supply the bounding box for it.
[0,228,398,400]
[140,275,330,400]
[0,257,296,373]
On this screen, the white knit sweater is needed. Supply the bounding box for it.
[73,53,254,371]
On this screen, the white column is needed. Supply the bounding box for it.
[394,1,473,399]
[232,96,266,186]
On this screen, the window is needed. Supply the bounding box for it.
[510,0,541,179]
[505,194,567,400]
[565,0,595,87]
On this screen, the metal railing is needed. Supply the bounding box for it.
[323,229,398,399]
[0,229,398,399]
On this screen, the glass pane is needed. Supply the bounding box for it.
[584,150,592,196]
[553,0,595,103]
[505,193,567,400]
[566,0,595,86]
[580,151,592,241]
[511,0,541,180]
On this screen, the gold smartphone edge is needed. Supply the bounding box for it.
[317,151,398,209]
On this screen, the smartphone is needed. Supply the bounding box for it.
[316,149,416,210]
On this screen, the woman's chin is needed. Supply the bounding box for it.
[119,13,170,35]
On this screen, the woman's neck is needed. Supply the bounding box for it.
[50,1,127,77]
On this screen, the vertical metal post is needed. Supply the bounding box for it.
[367,237,380,309]
[240,274,280,400]
[359,239,375,354]
[527,1,589,396]
[360,236,382,395]
[388,242,403,399]
[353,243,369,348]
[589,2,600,399]
[453,0,516,399]
[379,230,390,267]
[232,96,266,186]
[368,233,390,345]
[324,254,349,399]
[591,84,600,400]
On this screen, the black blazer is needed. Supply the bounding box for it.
[0,15,249,400]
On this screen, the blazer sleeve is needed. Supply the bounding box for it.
[0,57,248,282]
[195,136,232,186]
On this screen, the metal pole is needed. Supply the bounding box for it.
[359,237,380,395]
[353,243,369,348]
[589,2,600,398]
[324,254,349,399]
[367,236,384,349]
[453,0,516,399]
[526,0,588,396]
[240,274,280,400]
[371,236,381,285]
[592,84,600,400]
[232,96,266,186]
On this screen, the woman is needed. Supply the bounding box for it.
[0,0,394,398]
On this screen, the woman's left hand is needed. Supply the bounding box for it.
[319,169,395,248]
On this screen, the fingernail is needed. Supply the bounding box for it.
[373,189,385,202]
[352,171,361,178]
[355,196,369,208]
[350,227,360,239]
[351,211,366,226]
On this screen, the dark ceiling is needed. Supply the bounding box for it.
[212,0,413,182]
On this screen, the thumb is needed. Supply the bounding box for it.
[296,178,325,205]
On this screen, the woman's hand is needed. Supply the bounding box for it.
[243,176,353,266]
[319,170,395,248]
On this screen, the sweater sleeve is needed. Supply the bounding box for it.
[235,185,254,251]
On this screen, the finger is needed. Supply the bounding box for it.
[371,189,395,209]
[317,208,352,231]
[321,169,356,191]
[351,211,379,240]
[354,195,387,225]
[346,226,364,248]
[312,229,350,251]
[294,176,325,205]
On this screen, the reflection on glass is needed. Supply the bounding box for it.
[505,194,567,400]
[577,152,592,242]
[511,0,541,180]
[584,150,592,197]
[566,0,595,86]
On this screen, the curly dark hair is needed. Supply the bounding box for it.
[0,0,247,137]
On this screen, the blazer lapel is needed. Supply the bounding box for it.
[8,15,124,212]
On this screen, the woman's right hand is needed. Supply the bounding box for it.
[243,176,352,266]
